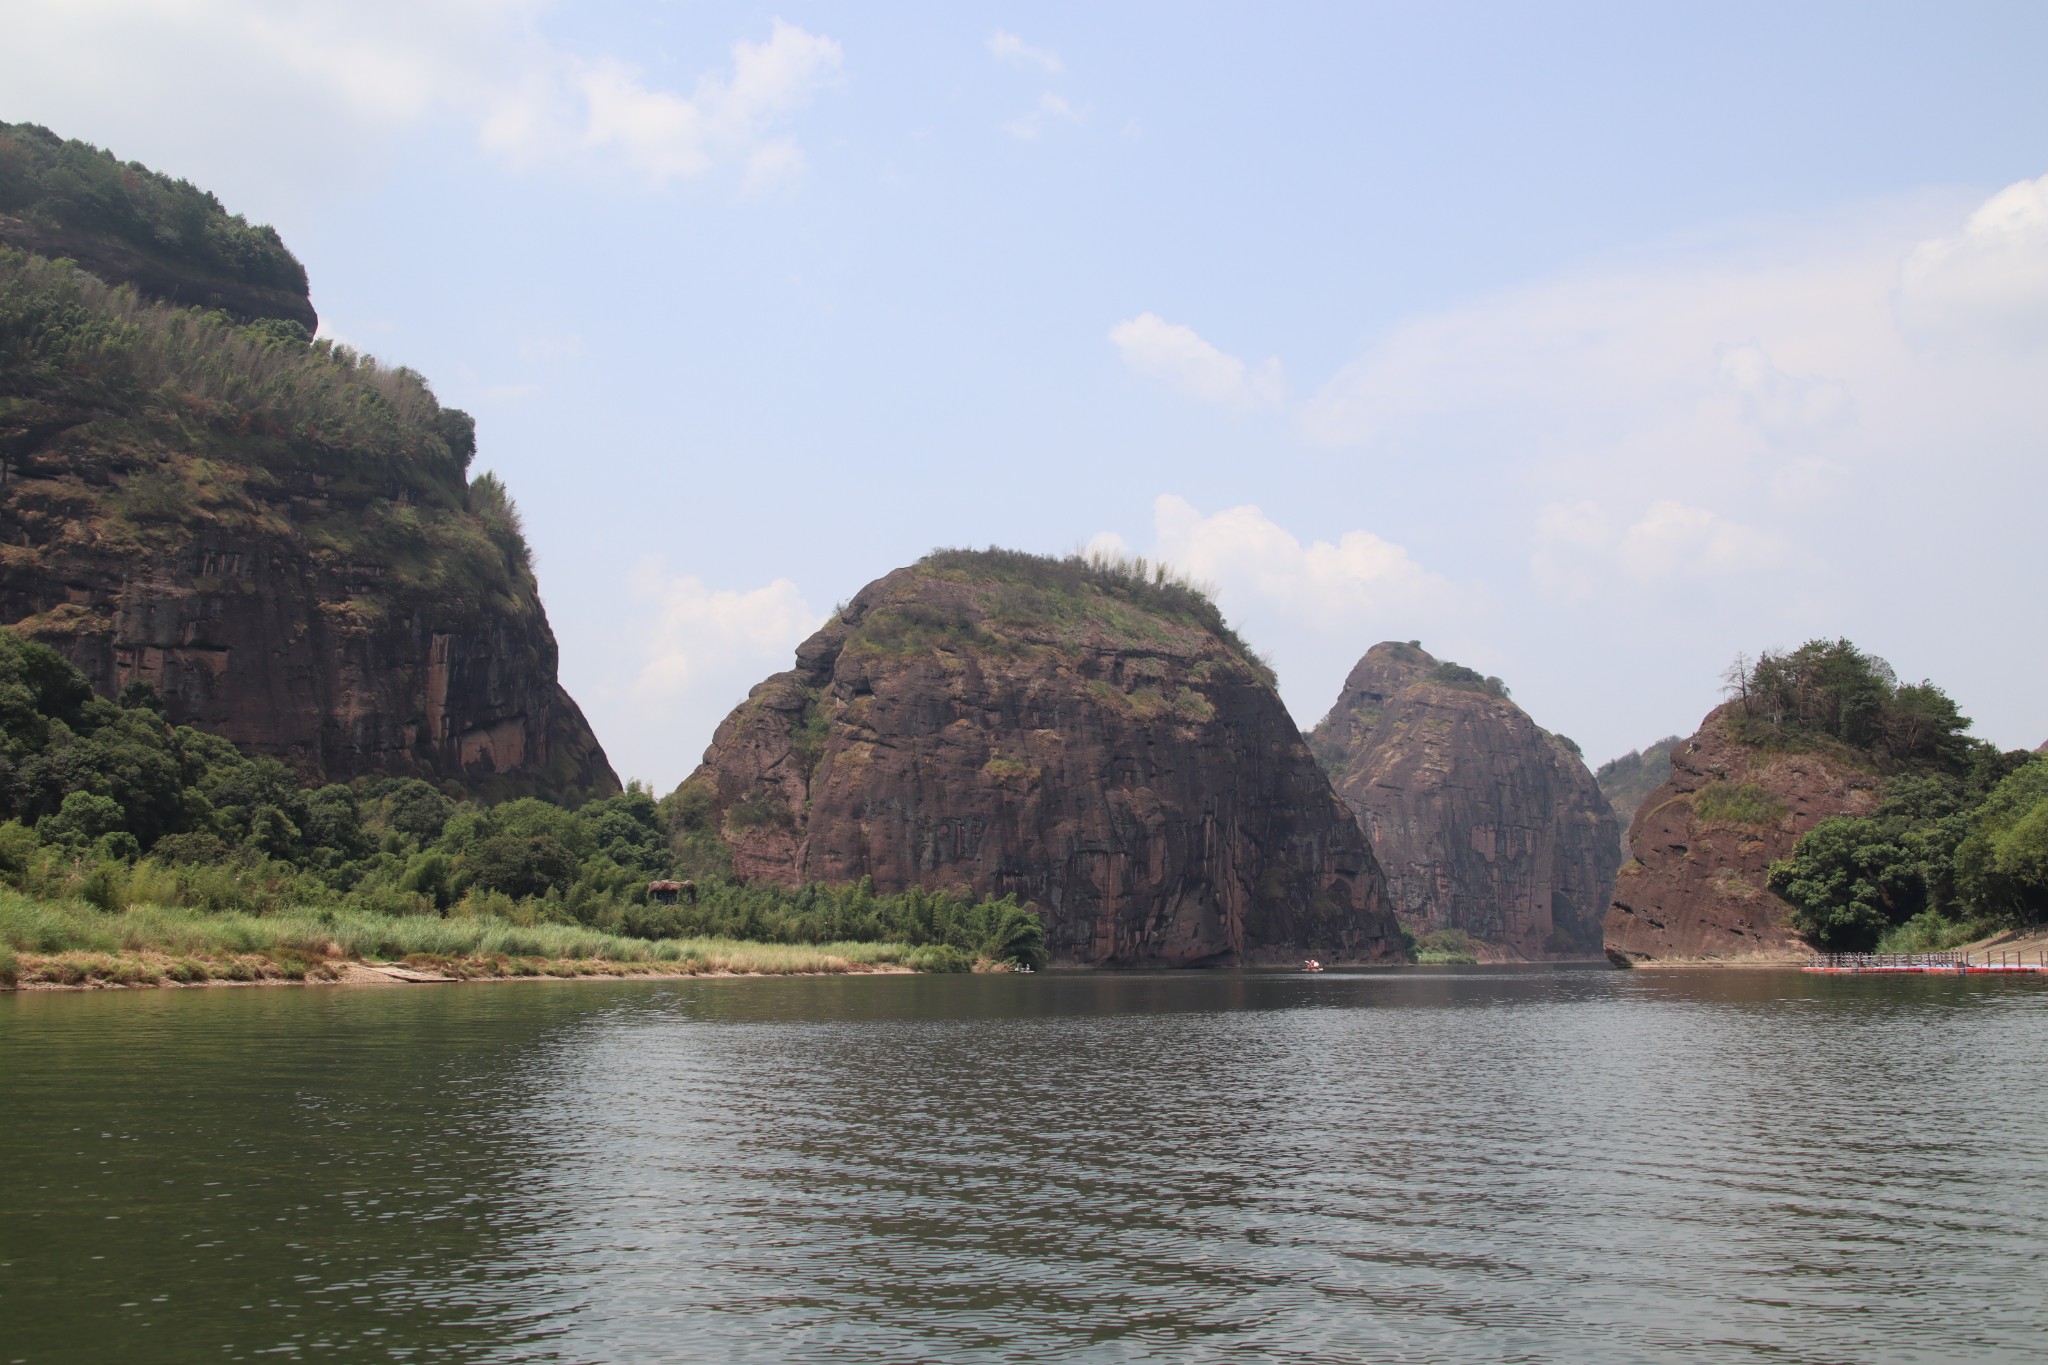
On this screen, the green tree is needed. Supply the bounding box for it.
[1767,817,1923,950]
[1955,760,2048,926]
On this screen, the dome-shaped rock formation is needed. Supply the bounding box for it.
[678,550,1404,967]
[1307,642,1616,958]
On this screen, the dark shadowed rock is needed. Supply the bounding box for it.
[1603,703,1880,963]
[682,551,1405,967]
[1307,642,1617,959]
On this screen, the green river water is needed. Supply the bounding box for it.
[3,966,2045,1362]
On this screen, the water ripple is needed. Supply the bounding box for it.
[3,968,2046,1362]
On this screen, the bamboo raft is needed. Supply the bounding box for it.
[1805,950,2048,975]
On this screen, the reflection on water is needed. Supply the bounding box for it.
[4,967,2046,1362]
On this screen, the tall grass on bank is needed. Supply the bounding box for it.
[0,889,914,979]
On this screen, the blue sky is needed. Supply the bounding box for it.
[8,2,2047,788]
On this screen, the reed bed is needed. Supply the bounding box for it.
[0,890,914,988]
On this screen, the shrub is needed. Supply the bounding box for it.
[1692,782,1786,828]
[1414,928,1477,964]
[905,944,972,973]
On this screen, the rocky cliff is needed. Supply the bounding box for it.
[0,122,316,331]
[678,550,1405,967]
[1307,642,1616,958]
[1603,703,1880,963]
[0,149,614,801]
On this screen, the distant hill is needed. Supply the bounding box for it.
[1308,641,1617,959]
[1594,737,1682,835]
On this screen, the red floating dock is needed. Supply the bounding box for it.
[1804,951,2048,975]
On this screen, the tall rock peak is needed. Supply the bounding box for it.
[679,550,1405,967]
[1309,641,1617,958]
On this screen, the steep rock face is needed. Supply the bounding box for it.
[1308,642,1617,958]
[0,171,614,802]
[1604,703,1880,963]
[0,480,614,802]
[685,553,1405,967]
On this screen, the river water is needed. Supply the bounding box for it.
[4,966,2045,1363]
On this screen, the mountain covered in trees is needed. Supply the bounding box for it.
[0,124,613,802]
[677,549,1406,967]
[1307,641,1616,959]
[1607,639,2044,961]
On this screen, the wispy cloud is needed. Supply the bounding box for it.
[987,29,1064,75]
[1003,91,1081,140]
[619,560,827,787]
[1,2,844,189]
[1092,495,1473,715]
[1108,313,1284,409]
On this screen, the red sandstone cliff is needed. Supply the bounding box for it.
[1308,642,1617,958]
[680,552,1405,967]
[1603,703,1880,963]
[0,142,615,801]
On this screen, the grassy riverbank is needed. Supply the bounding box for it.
[0,891,923,989]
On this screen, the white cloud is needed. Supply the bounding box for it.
[1147,495,1448,619]
[1534,497,1799,602]
[987,30,1064,75]
[1617,501,1794,581]
[631,564,823,701]
[1096,496,1471,718]
[1897,172,2048,347]
[616,562,827,787]
[0,2,843,189]
[1290,177,2048,638]
[1108,313,1285,409]
[1004,91,1082,140]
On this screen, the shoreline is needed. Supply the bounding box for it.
[1,947,920,993]
[1608,927,2048,971]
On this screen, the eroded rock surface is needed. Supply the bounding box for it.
[0,136,614,802]
[1604,703,1880,963]
[684,552,1405,967]
[0,416,616,799]
[1308,642,1616,958]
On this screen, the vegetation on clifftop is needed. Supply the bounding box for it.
[0,246,542,622]
[0,121,307,295]
[1718,639,2047,951]
[916,547,1274,683]
[1724,638,1974,771]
